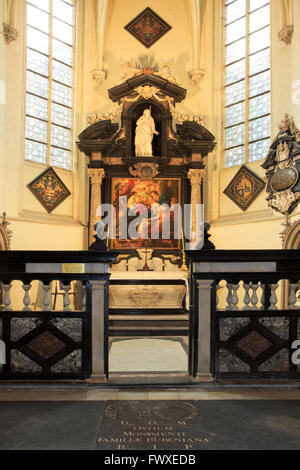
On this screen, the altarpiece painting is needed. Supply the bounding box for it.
[111,177,181,250]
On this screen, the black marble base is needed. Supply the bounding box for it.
[1,400,300,450]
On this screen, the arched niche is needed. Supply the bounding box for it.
[123,99,170,158]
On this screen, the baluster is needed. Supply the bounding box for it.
[82,283,86,311]
[288,282,298,309]
[226,282,232,310]
[250,283,259,310]
[231,283,240,310]
[215,284,220,310]
[260,283,265,310]
[63,282,71,311]
[3,283,12,311]
[268,283,279,310]
[22,283,32,311]
[243,282,251,310]
[42,283,51,311]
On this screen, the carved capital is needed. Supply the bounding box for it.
[88,168,105,185]
[91,68,107,85]
[188,68,206,85]
[187,169,205,185]
[278,25,294,45]
[3,23,18,44]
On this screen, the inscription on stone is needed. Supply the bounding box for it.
[96,401,211,450]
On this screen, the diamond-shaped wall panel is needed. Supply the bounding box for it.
[27,167,71,213]
[223,165,266,211]
[27,331,66,359]
[124,8,171,48]
[236,330,272,358]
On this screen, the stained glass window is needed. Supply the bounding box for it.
[224,0,270,167]
[25,0,74,170]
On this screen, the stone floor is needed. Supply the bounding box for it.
[1,391,300,449]
[109,337,188,373]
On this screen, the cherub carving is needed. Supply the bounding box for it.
[277,113,295,137]
[269,190,299,214]
[119,59,142,83]
[154,60,178,84]
[276,141,290,163]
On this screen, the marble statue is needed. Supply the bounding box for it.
[134,109,159,157]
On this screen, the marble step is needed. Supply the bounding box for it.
[109,315,188,320]
[109,317,189,336]
[109,308,188,316]
[109,322,188,330]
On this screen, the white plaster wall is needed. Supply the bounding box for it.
[206,0,300,249]
[0,2,6,210]
[1,0,86,250]
[77,0,213,129]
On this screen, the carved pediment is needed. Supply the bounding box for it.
[176,121,215,142]
[108,73,186,103]
[77,120,122,157]
[174,121,216,156]
[78,120,119,141]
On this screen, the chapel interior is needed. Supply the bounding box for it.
[3,0,297,254]
[1,0,300,430]
[2,0,300,453]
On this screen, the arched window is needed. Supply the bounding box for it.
[224,0,270,167]
[25,0,74,170]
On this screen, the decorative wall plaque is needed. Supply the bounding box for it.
[262,114,300,214]
[223,165,266,211]
[270,167,298,192]
[124,8,171,48]
[27,167,71,213]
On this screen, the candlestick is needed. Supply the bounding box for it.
[106,224,109,248]
[181,227,188,271]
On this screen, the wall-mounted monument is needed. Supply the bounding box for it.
[262,114,300,215]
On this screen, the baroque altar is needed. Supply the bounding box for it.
[77,67,216,317]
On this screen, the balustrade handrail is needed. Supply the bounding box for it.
[0,273,111,282]
[186,249,300,262]
[186,249,300,279]
[0,250,119,267]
